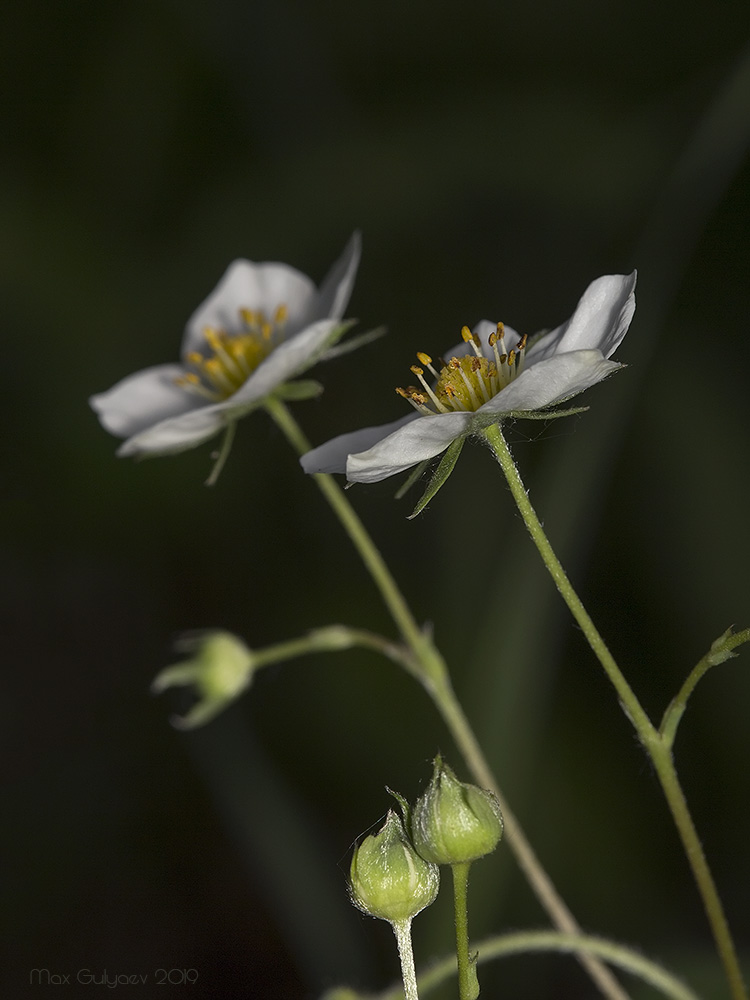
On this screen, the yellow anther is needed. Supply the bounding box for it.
[176,302,290,402]
[393,318,526,418]
[204,327,223,349]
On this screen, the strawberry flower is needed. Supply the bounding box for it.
[301,272,636,484]
[91,233,361,459]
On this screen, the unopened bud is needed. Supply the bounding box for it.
[350,809,439,923]
[413,756,503,865]
[151,630,256,729]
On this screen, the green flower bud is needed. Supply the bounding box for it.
[412,756,503,865]
[151,630,256,729]
[350,809,439,923]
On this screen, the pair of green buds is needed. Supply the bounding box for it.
[349,756,503,1000]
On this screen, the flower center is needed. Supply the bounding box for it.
[175,305,288,401]
[397,323,527,414]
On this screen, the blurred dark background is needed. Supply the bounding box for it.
[3,1,750,998]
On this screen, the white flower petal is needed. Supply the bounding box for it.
[90,364,202,438]
[480,350,622,414]
[525,272,636,364]
[228,319,341,407]
[182,260,317,356]
[347,412,471,483]
[301,415,416,474]
[117,405,228,457]
[313,231,362,321]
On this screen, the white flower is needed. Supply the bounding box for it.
[90,233,361,457]
[301,272,636,484]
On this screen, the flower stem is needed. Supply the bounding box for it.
[265,396,435,676]
[648,737,748,1000]
[265,396,630,1000]
[660,628,750,751]
[452,862,479,1000]
[483,420,747,1000]
[370,930,701,1000]
[392,919,420,1000]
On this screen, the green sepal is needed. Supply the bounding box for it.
[394,459,430,500]
[301,319,358,372]
[322,324,387,361]
[507,404,590,421]
[274,379,325,401]
[470,404,589,433]
[408,437,465,519]
[386,786,413,832]
[706,626,746,666]
[467,952,480,1000]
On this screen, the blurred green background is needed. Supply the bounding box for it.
[3,1,750,998]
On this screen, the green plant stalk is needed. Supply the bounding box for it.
[648,735,747,1000]
[392,920,420,1000]
[452,862,479,1000]
[660,629,750,750]
[265,396,630,1000]
[483,421,747,1000]
[368,930,701,1000]
[249,626,408,672]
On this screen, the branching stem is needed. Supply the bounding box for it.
[483,421,747,1000]
[265,395,630,1000]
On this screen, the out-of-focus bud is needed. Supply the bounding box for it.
[412,755,503,865]
[350,809,439,924]
[151,630,256,729]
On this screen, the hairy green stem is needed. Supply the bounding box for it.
[483,420,747,1000]
[392,920,420,1000]
[249,626,408,673]
[660,628,750,750]
[366,930,701,1000]
[265,396,630,1000]
[452,862,478,1000]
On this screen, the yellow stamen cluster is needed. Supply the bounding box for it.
[175,305,288,401]
[397,322,527,414]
